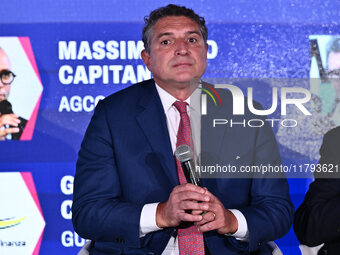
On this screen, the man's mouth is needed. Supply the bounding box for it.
[173,63,192,68]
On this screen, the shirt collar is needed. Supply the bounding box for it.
[155,83,190,113]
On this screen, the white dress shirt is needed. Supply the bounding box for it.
[139,84,249,254]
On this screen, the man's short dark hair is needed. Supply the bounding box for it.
[142,4,208,53]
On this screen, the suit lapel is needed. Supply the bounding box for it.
[135,80,178,187]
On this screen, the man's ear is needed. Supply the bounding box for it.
[141,49,150,68]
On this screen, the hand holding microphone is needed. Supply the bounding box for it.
[156,145,211,228]
[156,144,238,233]
[174,145,238,234]
[0,100,21,139]
[155,145,209,228]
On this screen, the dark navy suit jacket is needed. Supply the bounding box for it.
[72,79,294,255]
[294,126,340,255]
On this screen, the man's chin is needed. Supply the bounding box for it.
[154,74,202,89]
[172,73,201,84]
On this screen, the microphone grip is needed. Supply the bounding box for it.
[181,160,201,186]
[0,100,14,115]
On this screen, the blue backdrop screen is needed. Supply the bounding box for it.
[0,1,339,254]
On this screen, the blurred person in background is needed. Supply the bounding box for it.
[0,47,27,140]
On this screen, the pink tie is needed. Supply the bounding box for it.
[173,101,205,255]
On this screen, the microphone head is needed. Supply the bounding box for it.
[0,100,13,114]
[175,144,193,163]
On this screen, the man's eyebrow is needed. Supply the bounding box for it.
[156,32,173,40]
[186,31,201,36]
[156,30,202,40]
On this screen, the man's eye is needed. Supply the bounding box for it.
[0,71,12,80]
[188,38,197,43]
[161,40,170,45]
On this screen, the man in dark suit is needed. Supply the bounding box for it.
[0,48,27,140]
[72,4,294,254]
[294,126,340,255]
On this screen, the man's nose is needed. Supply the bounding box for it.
[175,40,189,56]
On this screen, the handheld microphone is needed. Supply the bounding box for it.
[174,145,201,186]
[0,100,25,135]
[0,100,13,114]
